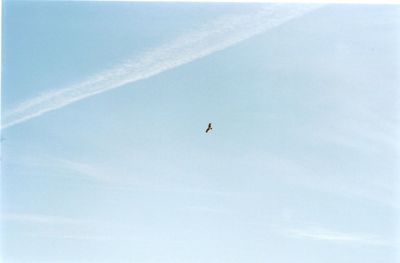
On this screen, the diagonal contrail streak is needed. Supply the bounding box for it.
[2,4,321,129]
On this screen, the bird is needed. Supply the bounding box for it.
[205,123,213,133]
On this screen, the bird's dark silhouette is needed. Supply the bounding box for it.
[205,123,213,133]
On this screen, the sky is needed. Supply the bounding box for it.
[1,2,400,263]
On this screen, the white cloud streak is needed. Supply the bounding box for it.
[2,4,322,129]
[16,156,113,183]
[26,233,138,241]
[1,212,87,226]
[284,226,390,247]
[2,212,133,241]
[54,158,113,182]
[69,0,399,5]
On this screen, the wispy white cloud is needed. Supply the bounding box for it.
[283,226,390,247]
[178,205,231,214]
[15,156,113,183]
[68,0,398,5]
[2,212,133,241]
[26,233,137,241]
[54,158,113,182]
[2,4,322,129]
[1,212,88,226]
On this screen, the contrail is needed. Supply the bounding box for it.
[2,4,321,129]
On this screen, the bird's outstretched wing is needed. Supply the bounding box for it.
[205,123,212,133]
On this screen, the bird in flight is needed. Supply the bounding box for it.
[205,123,213,133]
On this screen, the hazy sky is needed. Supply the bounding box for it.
[1,2,399,263]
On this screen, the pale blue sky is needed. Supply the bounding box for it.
[1,2,400,263]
